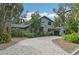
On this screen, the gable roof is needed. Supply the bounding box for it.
[11,16,53,28]
[40,16,53,22]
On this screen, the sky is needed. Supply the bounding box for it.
[22,3,59,21]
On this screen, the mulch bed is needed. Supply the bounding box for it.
[0,38,25,50]
[53,38,79,53]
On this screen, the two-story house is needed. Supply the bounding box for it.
[11,16,65,36]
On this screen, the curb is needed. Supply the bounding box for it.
[71,48,79,55]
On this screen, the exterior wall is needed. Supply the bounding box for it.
[24,27,31,32]
[40,17,53,33]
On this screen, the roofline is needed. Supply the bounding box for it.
[40,16,53,22]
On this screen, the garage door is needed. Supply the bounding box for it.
[54,30,60,36]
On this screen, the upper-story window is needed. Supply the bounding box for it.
[48,22,51,25]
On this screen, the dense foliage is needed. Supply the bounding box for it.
[11,29,37,38]
[53,4,79,43]
[64,33,79,43]
[0,33,11,43]
[53,4,79,34]
[24,33,37,38]
[11,28,53,38]
[28,12,41,33]
[0,3,23,43]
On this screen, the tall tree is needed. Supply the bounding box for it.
[29,12,41,33]
[53,4,69,28]
[63,3,79,33]
[66,3,79,33]
[53,3,79,34]
[0,3,24,33]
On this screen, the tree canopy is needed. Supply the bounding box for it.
[28,12,41,33]
[53,3,79,34]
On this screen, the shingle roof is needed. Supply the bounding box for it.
[11,24,29,28]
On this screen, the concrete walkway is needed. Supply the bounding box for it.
[0,36,68,55]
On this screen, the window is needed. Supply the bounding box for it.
[48,28,51,32]
[40,27,43,31]
[48,22,51,25]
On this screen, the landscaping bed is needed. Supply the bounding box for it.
[0,38,25,50]
[53,38,79,53]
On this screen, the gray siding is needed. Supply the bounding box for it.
[40,17,53,32]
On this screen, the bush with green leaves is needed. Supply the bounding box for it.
[47,32,53,36]
[38,32,53,37]
[24,32,37,38]
[11,29,25,37]
[11,28,53,38]
[0,33,11,44]
[63,33,79,43]
[11,29,37,38]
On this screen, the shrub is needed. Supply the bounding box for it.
[11,29,53,38]
[24,32,37,38]
[63,33,79,43]
[47,32,53,36]
[11,29,25,37]
[11,29,37,38]
[0,33,11,43]
[38,32,53,36]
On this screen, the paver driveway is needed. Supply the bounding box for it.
[0,36,68,55]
